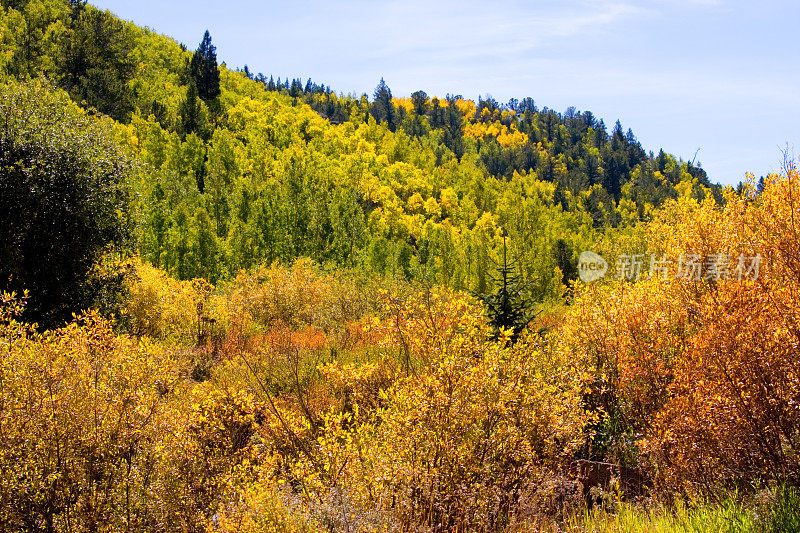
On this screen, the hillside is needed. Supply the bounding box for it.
[3,2,799,532]
[3,0,719,299]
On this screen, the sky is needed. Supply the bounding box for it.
[95,0,799,186]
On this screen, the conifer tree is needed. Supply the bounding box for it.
[190,30,221,100]
[58,6,136,121]
[553,238,577,287]
[443,94,465,159]
[290,78,303,98]
[478,232,536,343]
[411,90,429,115]
[371,77,396,131]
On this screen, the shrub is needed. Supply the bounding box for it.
[0,80,134,328]
[123,258,216,342]
[559,166,800,494]
[0,297,180,531]
[284,288,588,531]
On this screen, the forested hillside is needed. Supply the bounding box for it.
[3,2,798,532]
[2,0,719,303]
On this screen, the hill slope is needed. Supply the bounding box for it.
[1,0,721,299]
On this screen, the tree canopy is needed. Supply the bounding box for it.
[0,80,133,327]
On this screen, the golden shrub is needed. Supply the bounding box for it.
[123,258,216,341]
[280,287,588,531]
[0,301,181,531]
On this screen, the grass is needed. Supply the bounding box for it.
[562,484,800,533]
[765,484,800,533]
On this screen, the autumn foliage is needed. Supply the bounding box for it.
[647,170,800,491]
[3,1,799,529]
[560,165,800,495]
[0,297,182,531]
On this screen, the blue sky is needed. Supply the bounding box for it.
[96,0,798,185]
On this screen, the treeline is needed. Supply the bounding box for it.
[249,71,718,204]
[1,0,722,311]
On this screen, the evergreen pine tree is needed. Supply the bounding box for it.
[290,78,303,98]
[553,238,577,287]
[411,90,429,115]
[190,30,221,100]
[180,81,201,136]
[443,94,465,159]
[430,97,442,128]
[57,7,136,121]
[478,232,536,343]
[371,77,396,131]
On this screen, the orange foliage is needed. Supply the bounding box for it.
[224,259,376,338]
[562,279,690,462]
[560,165,800,493]
[297,287,588,530]
[646,169,800,491]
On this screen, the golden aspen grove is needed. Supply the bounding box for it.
[1,1,799,531]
